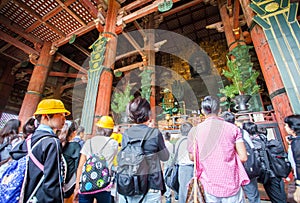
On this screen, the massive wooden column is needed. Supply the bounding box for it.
[240,0,293,147]
[93,0,120,132]
[0,63,15,117]
[218,0,243,51]
[145,14,157,124]
[19,42,54,126]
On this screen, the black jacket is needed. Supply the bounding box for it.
[122,124,169,193]
[291,136,300,181]
[10,130,64,203]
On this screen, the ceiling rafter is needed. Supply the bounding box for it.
[0,30,39,55]
[117,0,181,26]
[55,0,86,26]
[123,32,145,58]
[56,53,88,74]
[79,0,99,19]
[22,69,86,78]
[25,0,77,33]
[13,0,66,37]
[0,15,43,45]
[122,0,153,12]
[0,29,88,75]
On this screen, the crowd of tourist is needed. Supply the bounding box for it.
[0,95,300,203]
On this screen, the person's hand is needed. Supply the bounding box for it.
[73,187,79,203]
[294,186,300,202]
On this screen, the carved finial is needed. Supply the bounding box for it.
[29,53,39,65]
[49,45,58,55]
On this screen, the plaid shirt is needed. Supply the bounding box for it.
[188,116,249,197]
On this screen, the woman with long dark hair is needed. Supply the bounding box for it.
[0,119,21,165]
[284,115,300,203]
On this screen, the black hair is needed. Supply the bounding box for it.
[284,114,300,134]
[164,132,171,141]
[0,119,21,144]
[222,111,235,124]
[180,122,193,136]
[127,96,150,124]
[22,117,39,138]
[242,122,258,135]
[201,96,220,115]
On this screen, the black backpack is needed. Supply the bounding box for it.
[79,138,113,194]
[241,130,261,179]
[116,128,153,197]
[266,139,291,178]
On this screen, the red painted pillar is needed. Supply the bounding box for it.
[240,0,293,148]
[218,0,244,51]
[94,0,120,128]
[0,63,15,117]
[145,14,157,125]
[18,41,54,126]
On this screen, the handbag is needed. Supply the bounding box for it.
[185,129,206,203]
[164,138,186,193]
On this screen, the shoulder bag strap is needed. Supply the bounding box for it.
[258,134,271,170]
[0,142,9,151]
[26,134,51,171]
[140,128,155,148]
[89,139,93,155]
[99,138,113,154]
[173,137,187,163]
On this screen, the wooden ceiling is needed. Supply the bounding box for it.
[0,0,299,116]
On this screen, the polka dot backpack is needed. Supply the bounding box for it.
[79,138,113,194]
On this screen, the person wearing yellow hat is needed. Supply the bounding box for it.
[10,99,70,203]
[74,115,118,203]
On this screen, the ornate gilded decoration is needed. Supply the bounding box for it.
[265,2,280,12]
[81,34,109,134]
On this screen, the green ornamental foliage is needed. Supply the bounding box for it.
[219,44,260,99]
[111,83,134,114]
[139,68,153,102]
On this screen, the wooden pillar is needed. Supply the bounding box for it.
[239,0,293,148]
[94,0,120,130]
[0,64,15,117]
[19,41,54,126]
[145,14,157,124]
[218,0,243,51]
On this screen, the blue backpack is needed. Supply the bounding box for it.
[0,136,47,203]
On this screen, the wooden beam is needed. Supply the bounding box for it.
[55,0,86,26]
[117,0,181,26]
[122,0,153,12]
[0,15,43,45]
[114,61,145,73]
[0,30,39,55]
[53,21,96,47]
[123,32,145,58]
[14,0,66,37]
[25,0,77,33]
[115,40,167,60]
[60,80,85,94]
[161,0,203,17]
[57,53,88,74]
[0,36,21,52]
[71,43,90,56]
[0,52,22,62]
[22,69,86,78]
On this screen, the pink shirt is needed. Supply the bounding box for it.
[188,116,249,197]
